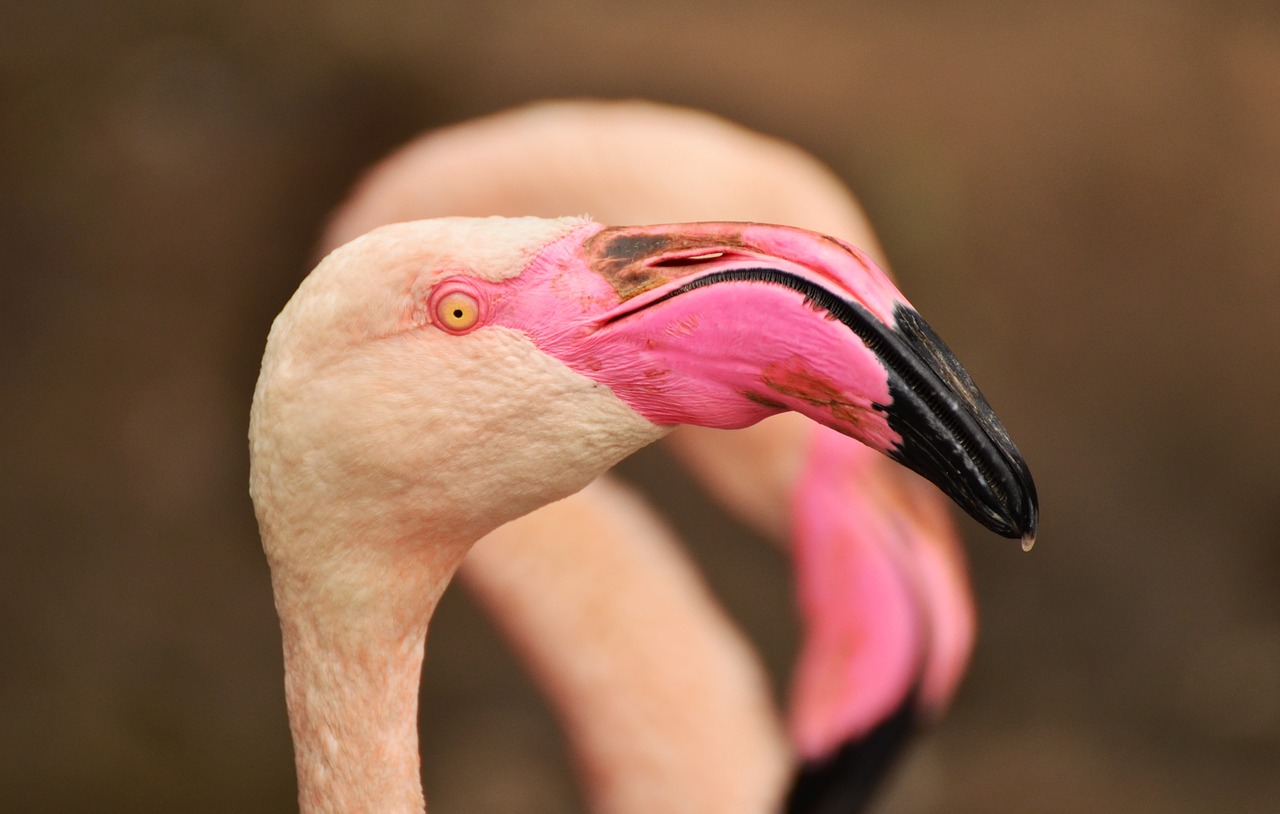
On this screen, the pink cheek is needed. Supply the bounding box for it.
[484,266,622,347]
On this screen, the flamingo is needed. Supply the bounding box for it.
[250,109,1037,814]
[324,100,984,813]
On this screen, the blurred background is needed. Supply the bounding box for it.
[3,1,1279,812]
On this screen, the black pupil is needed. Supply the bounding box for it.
[452,309,464,318]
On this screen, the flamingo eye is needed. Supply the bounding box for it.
[436,291,480,332]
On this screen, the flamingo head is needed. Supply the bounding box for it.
[250,216,1036,574]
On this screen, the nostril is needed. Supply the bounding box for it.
[651,251,727,267]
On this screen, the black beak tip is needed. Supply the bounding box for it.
[878,304,1039,549]
[1012,467,1039,550]
[886,422,1039,548]
[967,452,1038,547]
[995,459,1038,542]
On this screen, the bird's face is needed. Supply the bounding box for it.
[251,216,1035,554]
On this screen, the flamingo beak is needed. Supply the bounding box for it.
[590,222,1036,543]
[498,221,1038,542]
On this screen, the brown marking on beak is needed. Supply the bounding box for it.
[583,225,752,300]
[760,359,886,440]
[742,391,787,411]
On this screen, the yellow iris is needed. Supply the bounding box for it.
[437,292,480,331]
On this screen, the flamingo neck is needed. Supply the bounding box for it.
[270,534,464,814]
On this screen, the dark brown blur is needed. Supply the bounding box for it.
[3,2,1278,812]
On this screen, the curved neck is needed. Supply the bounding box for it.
[462,478,790,814]
[270,536,464,814]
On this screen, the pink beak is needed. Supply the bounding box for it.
[484,221,1037,542]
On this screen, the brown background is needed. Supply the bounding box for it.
[3,2,1278,812]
